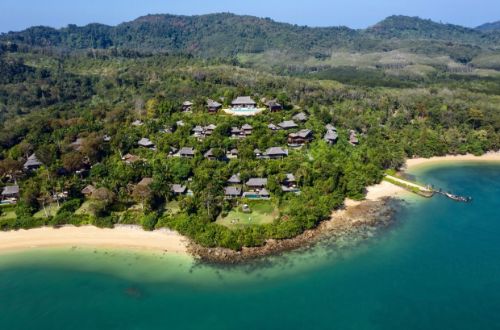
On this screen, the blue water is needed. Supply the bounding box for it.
[0,163,499,329]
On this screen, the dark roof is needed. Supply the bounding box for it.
[207,100,222,108]
[24,154,42,168]
[81,185,96,195]
[259,188,270,196]
[204,148,214,158]
[171,184,187,194]
[138,138,155,147]
[231,127,242,134]
[265,100,282,108]
[122,153,142,163]
[224,186,242,196]
[192,125,204,133]
[1,185,19,196]
[324,130,339,142]
[325,124,337,131]
[228,174,241,184]
[232,96,256,105]
[246,178,268,187]
[289,129,312,139]
[264,147,288,156]
[293,112,308,122]
[179,147,195,156]
[278,120,298,129]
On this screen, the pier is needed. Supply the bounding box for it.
[383,174,472,202]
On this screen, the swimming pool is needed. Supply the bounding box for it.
[223,107,264,116]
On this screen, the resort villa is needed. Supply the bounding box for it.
[224,96,264,116]
[207,100,222,113]
[293,112,308,122]
[171,184,187,195]
[122,154,143,165]
[224,186,242,199]
[324,124,339,145]
[265,99,283,112]
[81,184,96,197]
[1,185,20,204]
[288,129,313,147]
[278,120,299,130]
[182,101,193,112]
[281,174,300,194]
[243,178,270,199]
[138,138,156,149]
[349,130,359,145]
[24,154,43,171]
[231,124,253,139]
[263,147,288,159]
[178,147,196,158]
[192,124,217,139]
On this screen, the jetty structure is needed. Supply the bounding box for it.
[383,174,472,202]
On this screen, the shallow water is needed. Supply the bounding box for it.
[0,163,499,329]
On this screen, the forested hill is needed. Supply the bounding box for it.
[1,13,499,58]
[476,21,500,32]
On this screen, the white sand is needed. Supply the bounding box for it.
[0,225,188,254]
[406,151,500,169]
[1,152,498,254]
[338,151,500,213]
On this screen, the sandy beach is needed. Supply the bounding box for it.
[0,152,498,257]
[406,151,500,169]
[331,151,500,231]
[351,151,500,205]
[0,225,188,254]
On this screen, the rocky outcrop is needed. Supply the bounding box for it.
[188,198,402,264]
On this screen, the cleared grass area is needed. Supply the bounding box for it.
[217,200,279,228]
[165,201,181,215]
[33,204,60,219]
[75,200,97,216]
[0,209,16,221]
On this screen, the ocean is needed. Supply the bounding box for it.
[0,163,499,330]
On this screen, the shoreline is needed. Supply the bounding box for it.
[0,225,188,255]
[405,151,500,170]
[0,152,499,261]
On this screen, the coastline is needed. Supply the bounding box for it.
[0,225,188,255]
[0,152,498,262]
[189,151,500,263]
[405,151,500,170]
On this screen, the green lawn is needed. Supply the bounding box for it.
[165,201,181,215]
[0,209,16,221]
[217,200,278,228]
[75,200,97,216]
[33,204,60,219]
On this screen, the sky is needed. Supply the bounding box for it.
[0,0,499,33]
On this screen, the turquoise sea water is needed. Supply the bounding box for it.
[0,163,499,330]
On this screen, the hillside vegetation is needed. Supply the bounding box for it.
[0,13,499,250]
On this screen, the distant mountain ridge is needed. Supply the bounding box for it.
[0,13,356,57]
[476,20,500,32]
[1,13,499,58]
